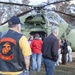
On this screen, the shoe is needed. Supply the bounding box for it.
[24,70,29,75]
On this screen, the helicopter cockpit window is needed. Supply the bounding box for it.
[50,23,59,26]
[25,16,35,20]
[46,16,59,26]
[25,14,46,24]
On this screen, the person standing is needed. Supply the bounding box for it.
[61,38,68,64]
[66,43,72,62]
[42,26,59,75]
[30,33,43,72]
[28,35,34,45]
[0,16,32,75]
[55,39,62,66]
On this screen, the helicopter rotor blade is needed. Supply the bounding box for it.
[0,0,71,8]
[0,9,33,25]
[44,8,75,18]
[17,9,33,17]
[42,0,71,8]
[0,1,33,7]
[54,10,75,18]
[0,0,73,25]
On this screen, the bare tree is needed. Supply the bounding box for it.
[55,1,75,27]
[0,0,29,24]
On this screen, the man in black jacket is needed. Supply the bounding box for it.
[61,38,68,64]
[42,26,59,75]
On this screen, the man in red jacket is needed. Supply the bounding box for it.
[30,33,43,72]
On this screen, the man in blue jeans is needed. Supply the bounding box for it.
[42,26,59,75]
[30,34,43,72]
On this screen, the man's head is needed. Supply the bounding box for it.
[29,35,34,40]
[8,16,21,33]
[51,26,59,37]
[34,33,40,39]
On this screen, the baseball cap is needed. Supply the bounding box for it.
[8,16,21,26]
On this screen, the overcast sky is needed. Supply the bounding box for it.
[29,0,47,5]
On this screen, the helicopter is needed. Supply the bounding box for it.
[0,0,75,49]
